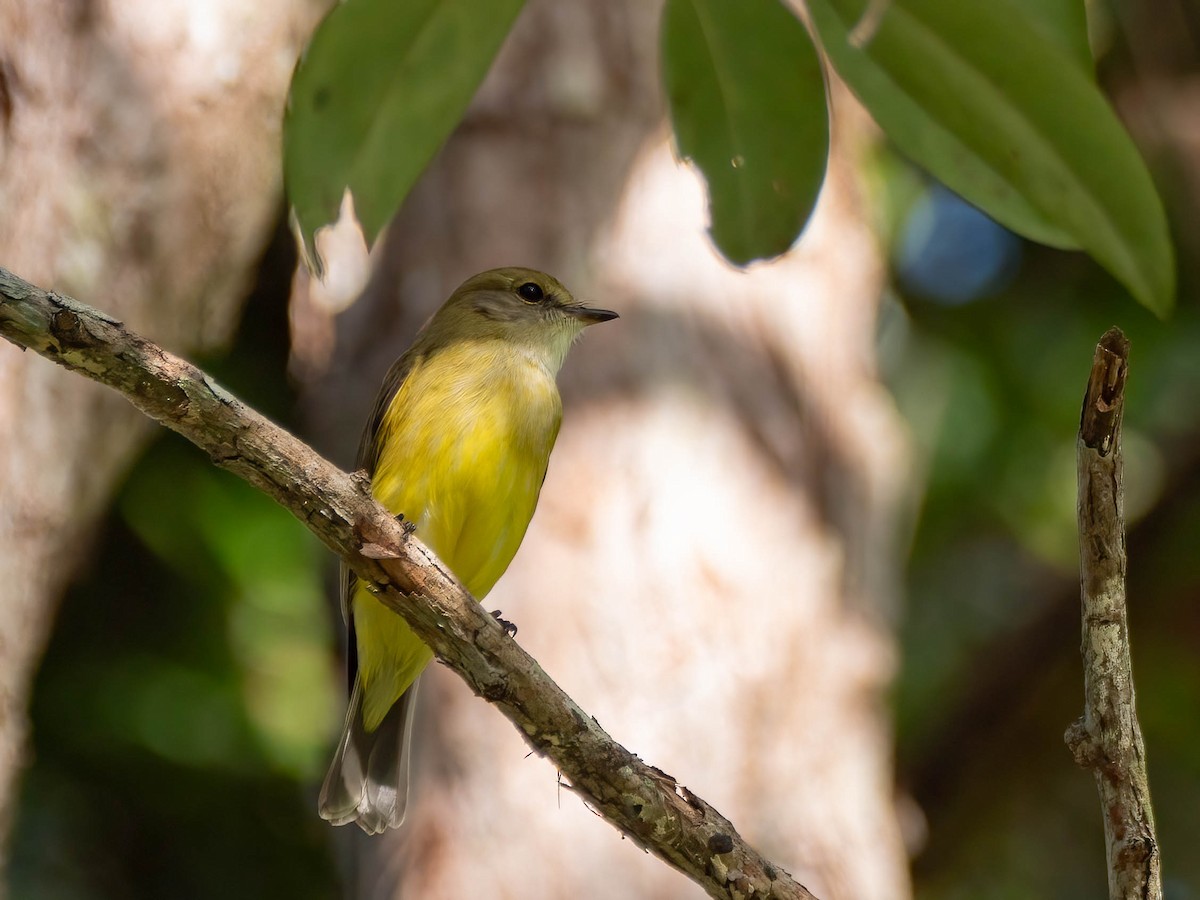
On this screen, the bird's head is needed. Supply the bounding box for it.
[427,267,617,373]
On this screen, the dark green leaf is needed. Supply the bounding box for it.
[661,0,829,266]
[809,0,1174,315]
[284,0,526,271]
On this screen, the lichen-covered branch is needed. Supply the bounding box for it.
[0,266,816,900]
[1065,327,1161,900]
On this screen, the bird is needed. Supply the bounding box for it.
[317,266,617,834]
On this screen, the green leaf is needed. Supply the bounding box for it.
[661,0,829,266]
[808,0,1174,316]
[1007,0,1093,77]
[284,0,526,272]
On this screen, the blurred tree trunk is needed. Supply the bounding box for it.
[0,0,322,867]
[298,2,911,898]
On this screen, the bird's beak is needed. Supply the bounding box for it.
[567,305,619,326]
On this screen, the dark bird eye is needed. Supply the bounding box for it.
[517,282,544,303]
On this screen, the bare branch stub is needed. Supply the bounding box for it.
[1079,326,1130,455]
[1069,326,1162,900]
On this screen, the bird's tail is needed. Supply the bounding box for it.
[318,676,418,835]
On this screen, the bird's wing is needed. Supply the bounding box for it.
[341,347,423,692]
[356,348,423,475]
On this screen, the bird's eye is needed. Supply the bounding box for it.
[517,282,544,303]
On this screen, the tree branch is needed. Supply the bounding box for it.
[1065,327,1161,900]
[0,266,817,900]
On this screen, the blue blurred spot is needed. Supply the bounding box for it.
[896,186,1022,305]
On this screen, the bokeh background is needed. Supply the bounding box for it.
[5,1,1200,898]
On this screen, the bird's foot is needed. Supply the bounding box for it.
[490,610,518,638]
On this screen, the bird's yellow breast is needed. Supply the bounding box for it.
[372,340,562,592]
[353,339,562,728]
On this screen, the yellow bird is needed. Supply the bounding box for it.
[318,267,617,834]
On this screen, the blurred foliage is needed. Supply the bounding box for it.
[886,244,1200,897]
[8,225,343,899]
[879,6,1200,885]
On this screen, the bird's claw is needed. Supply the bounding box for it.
[490,609,518,637]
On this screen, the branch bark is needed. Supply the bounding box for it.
[1065,327,1161,900]
[0,265,818,900]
